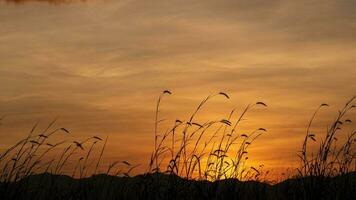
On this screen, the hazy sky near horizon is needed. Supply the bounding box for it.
[0,0,355,176]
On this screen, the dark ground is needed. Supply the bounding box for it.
[0,172,355,200]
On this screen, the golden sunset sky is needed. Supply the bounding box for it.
[0,0,355,177]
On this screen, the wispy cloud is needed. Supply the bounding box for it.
[3,0,87,4]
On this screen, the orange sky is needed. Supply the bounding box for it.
[0,0,355,179]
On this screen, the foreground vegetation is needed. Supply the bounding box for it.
[1,171,355,200]
[0,91,354,199]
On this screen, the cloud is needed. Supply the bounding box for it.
[3,0,86,4]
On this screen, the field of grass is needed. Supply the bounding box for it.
[0,91,355,200]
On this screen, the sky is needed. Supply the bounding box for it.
[0,0,355,178]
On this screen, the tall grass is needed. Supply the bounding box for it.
[0,91,354,200]
[0,121,135,183]
[149,90,268,181]
[298,96,356,177]
[295,96,356,200]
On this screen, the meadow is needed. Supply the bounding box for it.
[0,91,355,200]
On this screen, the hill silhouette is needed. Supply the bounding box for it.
[0,172,355,200]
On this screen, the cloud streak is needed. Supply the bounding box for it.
[3,0,86,4]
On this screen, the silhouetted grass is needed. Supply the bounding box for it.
[295,96,356,199]
[149,91,268,182]
[0,91,355,200]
